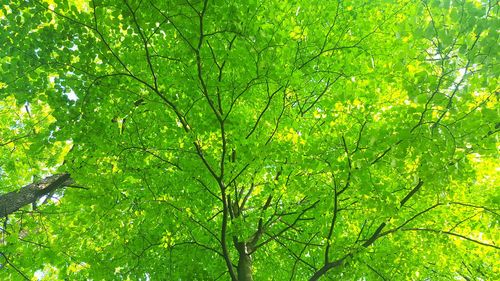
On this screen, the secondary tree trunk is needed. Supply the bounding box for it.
[236,242,253,281]
[0,173,73,217]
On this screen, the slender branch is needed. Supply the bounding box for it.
[227,163,251,188]
[193,141,220,181]
[124,0,159,90]
[253,200,319,252]
[401,228,500,250]
[366,263,387,281]
[371,147,392,165]
[0,134,31,147]
[290,233,319,281]
[194,177,222,202]
[302,75,341,115]
[449,201,500,217]
[34,0,94,30]
[0,252,30,280]
[173,240,224,258]
[157,199,220,243]
[399,178,424,208]
[324,175,339,264]
[246,84,284,139]
[379,203,441,237]
[149,1,196,51]
[371,140,403,165]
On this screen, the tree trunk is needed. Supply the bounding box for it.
[236,242,253,281]
[0,173,73,217]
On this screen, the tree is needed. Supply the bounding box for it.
[0,0,498,280]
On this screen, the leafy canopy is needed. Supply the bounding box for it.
[0,0,499,280]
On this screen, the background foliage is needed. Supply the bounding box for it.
[0,0,498,280]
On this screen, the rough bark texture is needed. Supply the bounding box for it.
[0,173,73,217]
[236,242,254,281]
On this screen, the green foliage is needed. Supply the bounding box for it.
[0,0,498,280]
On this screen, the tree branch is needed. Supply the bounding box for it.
[0,174,73,217]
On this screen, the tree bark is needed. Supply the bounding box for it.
[236,242,254,281]
[0,173,73,217]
